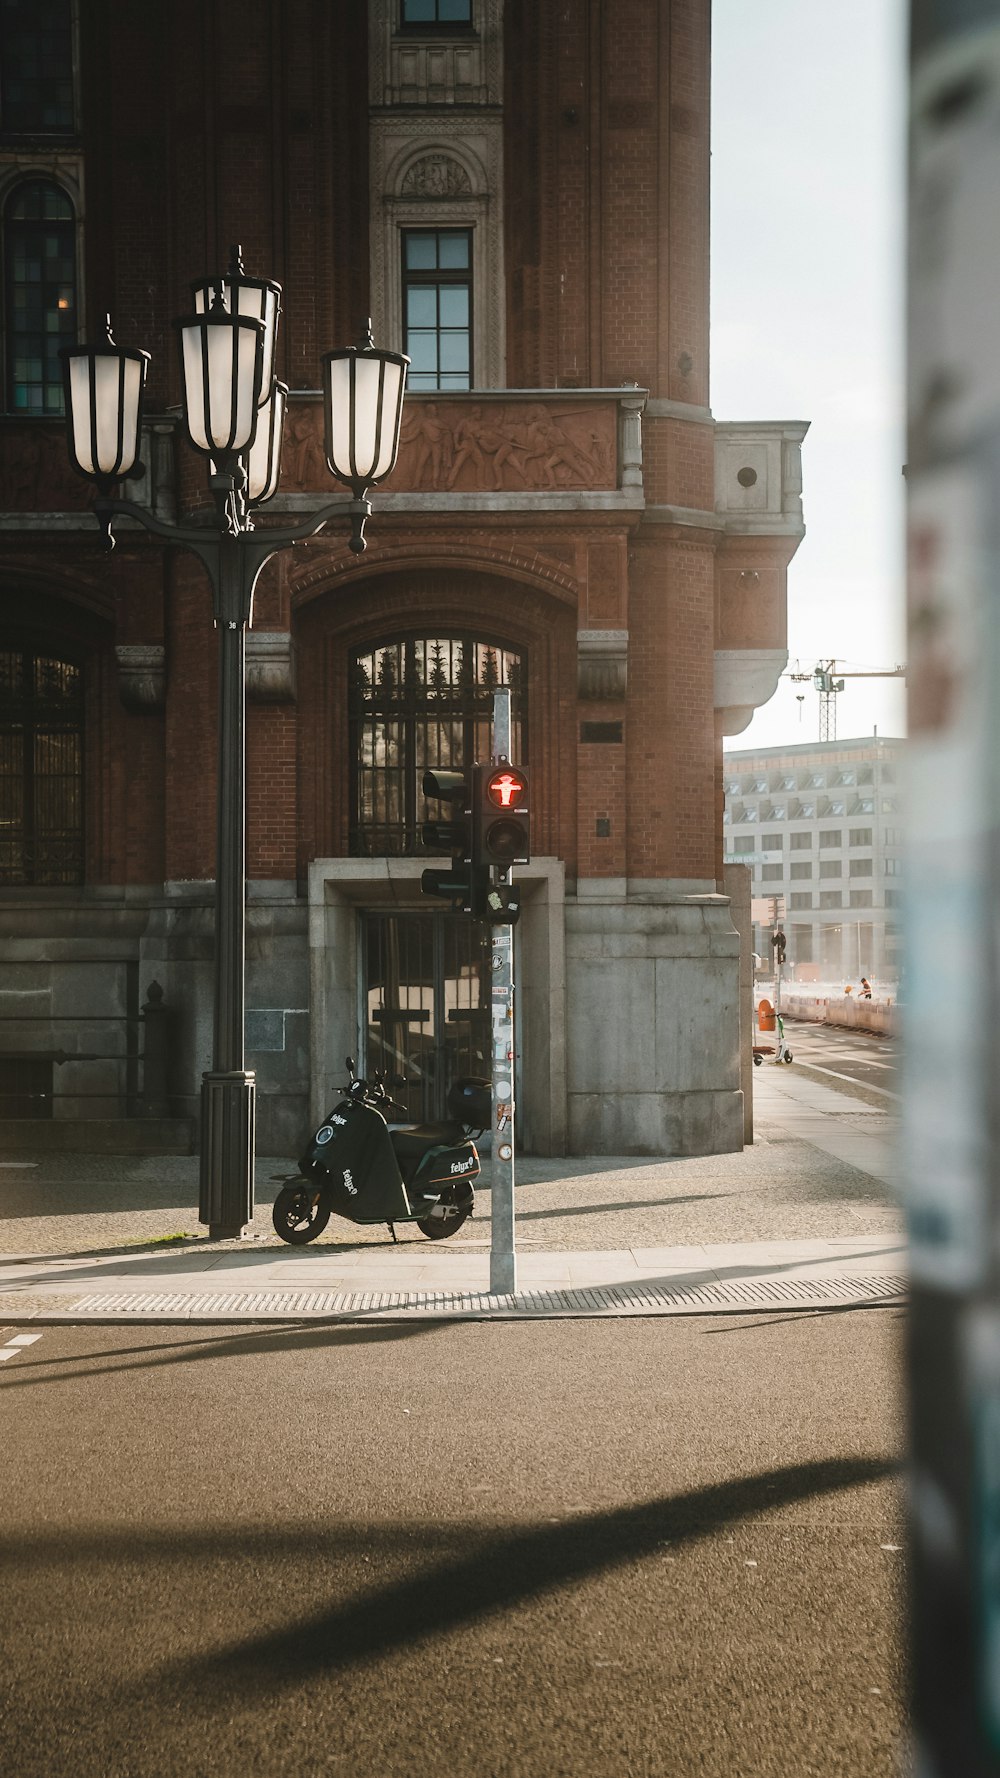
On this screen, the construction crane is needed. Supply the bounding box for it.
[787,660,906,741]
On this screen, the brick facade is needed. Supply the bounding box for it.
[0,1,805,1157]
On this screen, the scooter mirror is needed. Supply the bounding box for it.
[392,1073,407,1090]
[346,1056,356,1075]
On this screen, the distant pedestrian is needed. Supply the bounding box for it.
[860,976,872,999]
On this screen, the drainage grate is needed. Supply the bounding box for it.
[63,1272,907,1321]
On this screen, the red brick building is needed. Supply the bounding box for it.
[0,0,806,1154]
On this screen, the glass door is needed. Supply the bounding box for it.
[362,910,491,1123]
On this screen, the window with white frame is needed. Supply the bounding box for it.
[402,229,472,390]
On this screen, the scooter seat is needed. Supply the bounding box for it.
[391,1121,460,1161]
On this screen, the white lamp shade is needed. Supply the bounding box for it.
[193,258,281,409]
[60,331,149,485]
[246,380,287,505]
[176,308,264,458]
[322,338,408,492]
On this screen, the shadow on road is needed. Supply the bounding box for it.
[0,1319,442,1389]
[0,1452,898,1707]
[514,1190,734,1223]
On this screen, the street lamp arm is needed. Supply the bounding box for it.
[262,494,373,555]
[95,490,374,564]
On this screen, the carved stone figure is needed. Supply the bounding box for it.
[400,154,472,198]
[285,404,327,490]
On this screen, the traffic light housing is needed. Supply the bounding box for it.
[420,765,487,916]
[477,761,530,866]
[421,766,474,858]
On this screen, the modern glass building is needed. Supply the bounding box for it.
[723,736,903,984]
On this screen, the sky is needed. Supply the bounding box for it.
[710,0,908,749]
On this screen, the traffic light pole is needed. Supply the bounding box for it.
[489,687,517,1296]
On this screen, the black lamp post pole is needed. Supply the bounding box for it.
[200,536,255,1237]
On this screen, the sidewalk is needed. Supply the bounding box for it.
[0,1063,905,1323]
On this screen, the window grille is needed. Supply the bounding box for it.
[349,633,525,856]
[0,0,74,133]
[4,179,76,413]
[0,643,83,884]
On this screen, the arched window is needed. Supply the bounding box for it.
[4,180,76,414]
[0,642,84,884]
[349,632,525,855]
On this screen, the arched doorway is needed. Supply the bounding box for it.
[348,629,526,1120]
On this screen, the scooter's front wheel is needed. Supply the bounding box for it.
[417,1187,473,1241]
[272,1181,331,1246]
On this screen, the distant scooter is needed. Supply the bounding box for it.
[752,1012,794,1066]
[271,1058,490,1246]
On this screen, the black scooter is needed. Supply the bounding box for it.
[271,1059,490,1246]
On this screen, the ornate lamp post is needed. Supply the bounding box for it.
[60,250,408,1238]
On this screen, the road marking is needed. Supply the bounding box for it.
[0,1332,43,1364]
[0,1161,38,1169]
[797,1062,901,1102]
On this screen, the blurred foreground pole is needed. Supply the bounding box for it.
[907,4,1000,1770]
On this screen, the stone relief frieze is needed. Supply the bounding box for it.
[395,403,617,492]
[279,400,619,496]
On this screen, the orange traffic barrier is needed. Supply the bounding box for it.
[757,998,776,1033]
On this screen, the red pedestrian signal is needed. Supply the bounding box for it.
[479,761,530,865]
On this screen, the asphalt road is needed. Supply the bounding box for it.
[780,1019,899,1106]
[0,1310,906,1778]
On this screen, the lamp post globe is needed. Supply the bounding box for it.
[60,317,149,500]
[321,321,409,552]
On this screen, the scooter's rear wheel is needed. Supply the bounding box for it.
[417,1187,473,1241]
[272,1182,331,1245]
